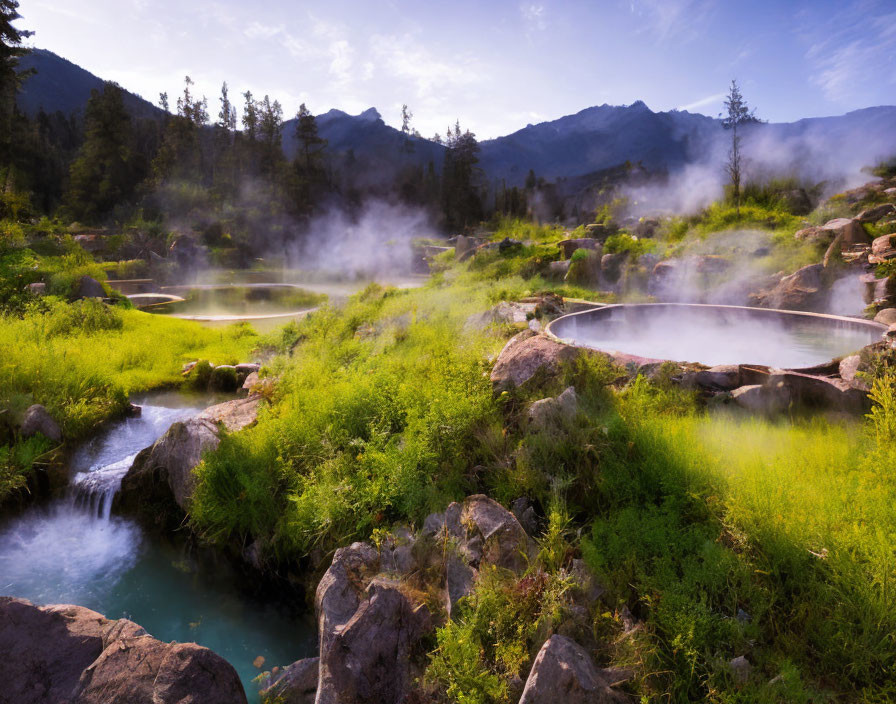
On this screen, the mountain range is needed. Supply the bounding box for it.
[16,49,896,189]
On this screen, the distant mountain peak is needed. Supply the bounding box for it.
[358,107,381,122]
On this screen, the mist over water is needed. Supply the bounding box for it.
[554,306,881,368]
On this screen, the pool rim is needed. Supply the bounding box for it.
[544,302,887,367]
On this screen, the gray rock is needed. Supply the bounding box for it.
[519,635,627,704]
[750,263,826,311]
[445,552,476,618]
[20,404,62,443]
[731,383,790,414]
[870,233,896,264]
[316,579,430,704]
[75,275,106,299]
[460,494,531,573]
[241,371,260,394]
[601,252,628,284]
[315,542,380,652]
[26,282,46,296]
[729,655,752,684]
[260,657,318,704]
[694,365,742,391]
[528,386,578,430]
[511,497,539,536]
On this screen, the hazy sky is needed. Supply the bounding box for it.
[18,0,896,139]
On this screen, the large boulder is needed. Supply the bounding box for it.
[115,396,260,523]
[260,658,319,704]
[731,371,870,415]
[795,218,870,248]
[316,579,430,704]
[490,331,584,391]
[0,597,246,704]
[460,494,531,573]
[20,404,62,443]
[750,263,827,311]
[519,635,627,704]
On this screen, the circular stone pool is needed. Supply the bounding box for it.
[141,284,326,330]
[545,303,886,369]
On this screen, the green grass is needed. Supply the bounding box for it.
[0,301,257,438]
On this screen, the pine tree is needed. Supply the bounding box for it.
[0,0,32,163]
[721,79,758,214]
[66,83,139,221]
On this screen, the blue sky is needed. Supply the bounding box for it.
[18,0,896,138]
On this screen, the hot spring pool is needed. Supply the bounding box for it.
[546,304,886,368]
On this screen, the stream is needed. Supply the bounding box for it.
[0,390,316,702]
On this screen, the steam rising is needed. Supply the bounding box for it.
[623,111,896,217]
[286,200,432,278]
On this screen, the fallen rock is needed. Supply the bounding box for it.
[316,579,430,704]
[528,386,578,429]
[519,635,627,704]
[20,403,63,443]
[857,203,896,223]
[260,657,318,704]
[115,396,260,522]
[0,597,246,704]
[490,331,584,391]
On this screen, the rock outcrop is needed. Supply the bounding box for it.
[0,597,246,704]
[565,248,603,288]
[557,238,600,259]
[114,396,260,526]
[519,635,628,704]
[750,263,827,310]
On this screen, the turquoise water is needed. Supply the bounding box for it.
[0,391,316,702]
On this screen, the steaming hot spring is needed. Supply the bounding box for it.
[546,304,886,369]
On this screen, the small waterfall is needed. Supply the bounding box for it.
[69,454,137,520]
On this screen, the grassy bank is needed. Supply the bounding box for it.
[0,298,257,498]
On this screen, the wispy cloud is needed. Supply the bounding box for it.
[628,0,716,43]
[520,4,547,32]
[677,91,725,113]
[802,0,896,104]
